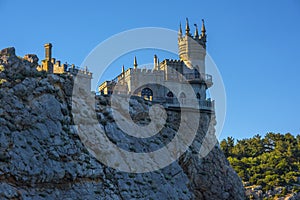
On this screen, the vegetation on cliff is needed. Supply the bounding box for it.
[220,133,300,199]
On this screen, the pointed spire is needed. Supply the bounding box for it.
[185,18,190,36]
[178,22,182,38]
[201,19,206,37]
[194,23,199,38]
[134,56,138,69]
[154,54,157,68]
[122,64,125,74]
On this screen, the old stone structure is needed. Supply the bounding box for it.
[99,19,213,111]
[37,43,93,91]
[0,19,246,199]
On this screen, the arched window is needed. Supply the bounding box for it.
[167,91,174,98]
[179,92,186,98]
[196,93,201,99]
[179,92,186,104]
[141,88,153,100]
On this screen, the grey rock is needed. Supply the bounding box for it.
[0,47,246,199]
[0,183,19,199]
[0,47,16,57]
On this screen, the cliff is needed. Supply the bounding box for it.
[0,47,245,199]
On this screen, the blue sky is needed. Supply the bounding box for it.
[1,0,300,140]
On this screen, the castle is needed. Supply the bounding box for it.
[36,19,214,111]
[98,19,214,111]
[37,43,93,91]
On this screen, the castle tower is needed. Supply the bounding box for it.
[178,19,207,74]
[44,43,52,61]
[38,43,53,73]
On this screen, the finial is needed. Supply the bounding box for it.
[194,23,199,38]
[122,64,125,73]
[185,18,190,35]
[134,56,138,69]
[178,22,182,37]
[154,54,158,70]
[201,19,206,37]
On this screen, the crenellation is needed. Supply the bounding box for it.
[37,43,93,91]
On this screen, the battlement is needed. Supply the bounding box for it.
[164,59,184,65]
[67,64,93,77]
[37,43,92,91]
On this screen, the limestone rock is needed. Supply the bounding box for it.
[0,47,246,199]
[0,47,16,57]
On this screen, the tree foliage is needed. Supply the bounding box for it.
[220,133,300,192]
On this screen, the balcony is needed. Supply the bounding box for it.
[164,98,214,111]
[183,73,213,87]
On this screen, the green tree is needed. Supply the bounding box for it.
[220,136,234,157]
[223,133,300,193]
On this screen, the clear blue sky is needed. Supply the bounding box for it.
[1,0,300,140]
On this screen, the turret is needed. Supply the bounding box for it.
[38,43,53,73]
[200,19,207,48]
[194,24,199,38]
[178,22,182,39]
[185,18,190,36]
[44,43,52,61]
[201,19,206,38]
[178,18,207,73]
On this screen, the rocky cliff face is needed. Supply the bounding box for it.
[0,47,245,199]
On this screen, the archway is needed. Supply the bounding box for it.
[167,91,174,98]
[166,91,174,103]
[179,92,186,98]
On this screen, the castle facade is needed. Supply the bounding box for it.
[99,19,214,111]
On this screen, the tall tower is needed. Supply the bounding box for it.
[44,43,52,61]
[178,18,207,74]
[39,43,53,73]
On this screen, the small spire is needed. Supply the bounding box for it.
[194,23,199,38]
[201,19,206,37]
[178,22,182,37]
[154,54,158,70]
[134,56,138,69]
[122,64,125,74]
[185,18,190,35]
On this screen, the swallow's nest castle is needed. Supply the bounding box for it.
[37,19,214,112]
[99,19,214,111]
